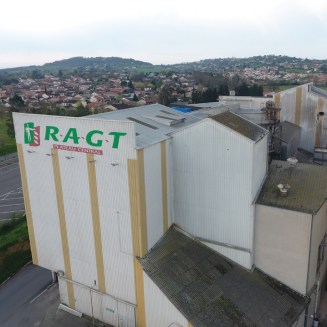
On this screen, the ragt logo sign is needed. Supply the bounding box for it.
[24,123,40,147]
[23,122,128,155]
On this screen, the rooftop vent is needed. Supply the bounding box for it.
[143,115,185,126]
[287,157,298,167]
[277,183,290,197]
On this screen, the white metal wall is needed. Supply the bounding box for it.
[59,149,98,290]
[166,139,173,228]
[13,114,138,321]
[23,146,65,271]
[171,119,257,269]
[143,272,188,327]
[95,154,136,304]
[58,279,136,327]
[219,96,269,109]
[252,137,268,200]
[144,143,164,250]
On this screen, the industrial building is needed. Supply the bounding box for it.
[13,100,326,327]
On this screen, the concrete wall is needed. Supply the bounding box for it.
[254,204,311,294]
[307,201,327,292]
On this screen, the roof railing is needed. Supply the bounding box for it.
[310,85,327,99]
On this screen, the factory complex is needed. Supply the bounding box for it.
[13,83,327,327]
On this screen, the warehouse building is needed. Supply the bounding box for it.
[13,104,317,327]
[273,83,327,164]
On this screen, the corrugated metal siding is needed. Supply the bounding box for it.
[143,272,188,327]
[13,113,138,311]
[219,96,269,109]
[59,150,98,289]
[23,145,65,271]
[172,119,254,269]
[95,154,136,304]
[166,139,173,229]
[144,142,164,250]
[59,279,136,327]
[252,136,268,200]
[300,86,319,152]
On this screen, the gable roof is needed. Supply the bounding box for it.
[256,160,327,214]
[138,227,309,327]
[211,111,268,143]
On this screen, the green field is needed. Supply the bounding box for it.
[275,85,327,92]
[0,117,17,157]
[0,214,31,284]
[136,67,170,73]
[286,68,308,73]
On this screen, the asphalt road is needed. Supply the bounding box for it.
[0,156,24,220]
[0,264,53,326]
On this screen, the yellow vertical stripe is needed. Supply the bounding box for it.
[161,141,168,233]
[275,93,281,120]
[128,159,141,256]
[128,156,148,327]
[52,148,75,309]
[137,149,148,258]
[295,87,302,126]
[188,323,193,327]
[86,153,106,293]
[315,97,325,147]
[17,144,38,265]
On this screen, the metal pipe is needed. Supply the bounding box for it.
[314,278,320,319]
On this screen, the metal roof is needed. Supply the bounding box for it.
[211,111,268,142]
[87,104,201,149]
[256,160,327,214]
[138,227,309,327]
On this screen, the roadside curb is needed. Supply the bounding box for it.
[0,260,32,290]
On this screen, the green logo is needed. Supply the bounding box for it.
[24,122,40,147]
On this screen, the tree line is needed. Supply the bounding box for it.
[5,100,91,139]
[235,83,263,96]
[191,85,229,104]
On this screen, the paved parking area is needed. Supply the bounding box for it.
[0,264,106,327]
[0,156,25,221]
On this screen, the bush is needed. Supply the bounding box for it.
[0,250,32,284]
[0,212,26,234]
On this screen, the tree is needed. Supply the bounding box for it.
[128,80,134,89]
[74,100,91,117]
[6,107,19,139]
[159,85,175,106]
[121,81,127,87]
[10,93,25,107]
[31,70,43,79]
[133,94,138,101]
[58,70,63,78]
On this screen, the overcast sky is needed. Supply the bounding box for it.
[1,0,327,69]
